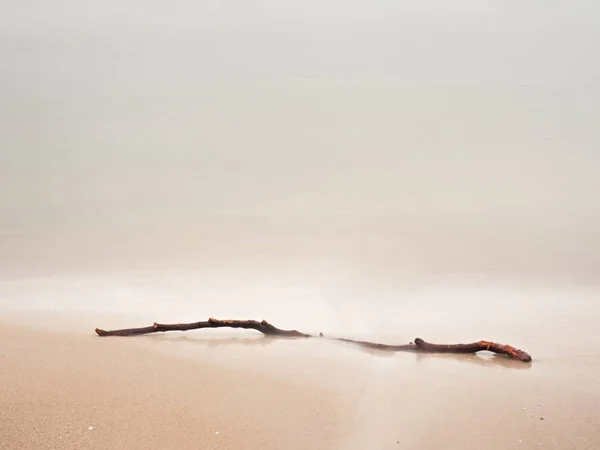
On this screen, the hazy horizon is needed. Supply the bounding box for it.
[1,1,599,286]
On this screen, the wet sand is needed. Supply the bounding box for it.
[0,320,351,450]
[1,313,599,450]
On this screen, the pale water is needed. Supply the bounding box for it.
[1,2,599,350]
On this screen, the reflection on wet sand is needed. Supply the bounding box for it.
[142,332,532,369]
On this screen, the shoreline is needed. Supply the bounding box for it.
[2,311,600,449]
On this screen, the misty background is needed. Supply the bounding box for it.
[1,2,599,330]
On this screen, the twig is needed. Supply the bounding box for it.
[95,317,532,363]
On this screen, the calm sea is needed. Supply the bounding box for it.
[1,2,598,348]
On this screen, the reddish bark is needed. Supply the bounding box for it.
[412,338,532,362]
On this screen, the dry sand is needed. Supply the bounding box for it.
[1,315,599,450]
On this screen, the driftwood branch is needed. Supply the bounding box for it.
[95,318,308,337]
[95,317,532,363]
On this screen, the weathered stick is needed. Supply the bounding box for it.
[95,318,532,363]
[95,318,308,337]
[331,337,532,362]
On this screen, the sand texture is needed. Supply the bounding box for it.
[1,314,600,450]
[0,322,350,450]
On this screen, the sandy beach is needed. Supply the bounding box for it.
[2,2,599,449]
[2,311,599,450]
[0,318,351,450]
